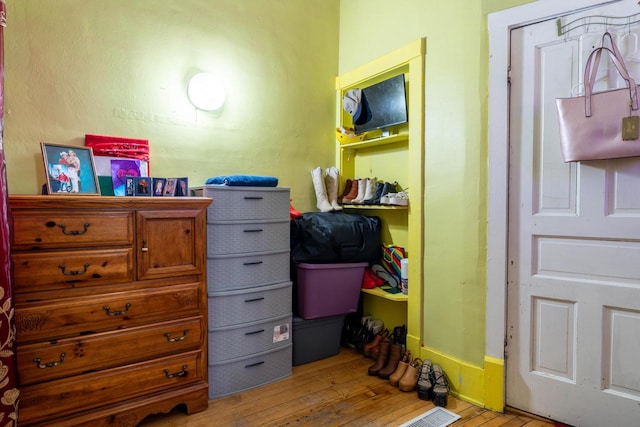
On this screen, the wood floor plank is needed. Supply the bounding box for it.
[140,347,554,427]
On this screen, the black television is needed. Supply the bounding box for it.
[354,73,408,134]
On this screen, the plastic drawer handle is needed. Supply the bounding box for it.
[244,297,265,303]
[243,229,263,233]
[243,196,264,200]
[243,261,263,266]
[245,329,265,336]
[245,361,265,368]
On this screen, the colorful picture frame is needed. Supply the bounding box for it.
[41,143,101,195]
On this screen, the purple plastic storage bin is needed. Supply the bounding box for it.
[296,262,367,319]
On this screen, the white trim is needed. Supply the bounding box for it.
[485,0,621,361]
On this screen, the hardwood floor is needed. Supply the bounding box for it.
[140,347,554,427]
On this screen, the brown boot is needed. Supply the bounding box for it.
[399,358,423,392]
[363,329,388,358]
[337,179,352,204]
[389,351,411,386]
[367,338,391,376]
[341,178,359,204]
[378,343,403,379]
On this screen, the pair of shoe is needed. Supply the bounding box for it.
[362,328,389,358]
[367,324,407,377]
[380,189,409,206]
[311,166,343,212]
[363,181,397,205]
[389,354,424,392]
[353,316,384,353]
[417,360,450,406]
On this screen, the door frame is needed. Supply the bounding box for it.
[485,0,621,408]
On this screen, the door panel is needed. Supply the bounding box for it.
[507,2,640,425]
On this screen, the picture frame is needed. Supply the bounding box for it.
[163,178,177,197]
[125,176,135,196]
[175,177,189,197]
[133,177,152,196]
[152,177,166,196]
[41,143,101,195]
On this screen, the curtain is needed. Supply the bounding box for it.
[0,1,18,424]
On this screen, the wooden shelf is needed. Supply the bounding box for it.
[339,133,408,150]
[342,204,407,210]
[361,287,408,302]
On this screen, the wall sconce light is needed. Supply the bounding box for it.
[187,72,226,111]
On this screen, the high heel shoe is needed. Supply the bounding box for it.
[431,363,450,406]
[417,359,434,400]
[398,358,423,392]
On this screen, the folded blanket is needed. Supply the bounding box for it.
[205,175,278,187]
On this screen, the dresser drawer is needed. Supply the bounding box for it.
[19,350,205,425]
[208,345,291,399]
[207,250,290,292]
[208,281,292,327]
[15,282,202,343]
[12,248,134,293]
[191,186,290,221]
[11,210,133,250]
[18,316,204,386]
[208,314,291,363]
[206,219,289,255]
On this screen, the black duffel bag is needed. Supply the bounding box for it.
[290,212,381,265]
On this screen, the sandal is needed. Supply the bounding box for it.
[417,359,433,401]
[431,363,450,407]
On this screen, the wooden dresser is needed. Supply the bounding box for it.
[9,195,211,426]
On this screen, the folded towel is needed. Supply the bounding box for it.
[205,175,278,187]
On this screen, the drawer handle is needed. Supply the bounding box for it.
[58,223,90,235]
[33,353,66,369]
[58,263,90,276]
[164,365,188,379]
[245,361,265,368]
[243,229,263,233]
[103,303,132,316]
[165,329,189,342]
[243,261,263,266]
[245,329,265,336]
[243,196,264,200]
[244,297,265,303]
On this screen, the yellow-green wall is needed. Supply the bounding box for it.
[4,0,339,212]
[339,0,533,405]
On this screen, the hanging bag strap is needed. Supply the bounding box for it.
[584,32,638,117]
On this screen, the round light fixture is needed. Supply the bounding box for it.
[187,72,225,111]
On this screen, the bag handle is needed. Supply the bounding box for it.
[584,33,638,117]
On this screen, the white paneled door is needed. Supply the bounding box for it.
[507,2,640,426]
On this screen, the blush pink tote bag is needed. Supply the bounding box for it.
[556,32,640,162]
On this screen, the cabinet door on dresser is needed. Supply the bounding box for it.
[136,208,206,281]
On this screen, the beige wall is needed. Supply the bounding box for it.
[339,0,532,367]
[4,0,339,212]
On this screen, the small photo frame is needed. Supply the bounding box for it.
[163,178,177,197]
[152,178,166,196]
[175,177,189,197]
[125,176,135,196]
[134,177,152,196]
[41,143,101,195]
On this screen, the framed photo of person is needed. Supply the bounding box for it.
[175,177,189,197]
[41,143,101,195]
[163,178,177,197]
[152,178,166,196]
[133,177,152,196]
